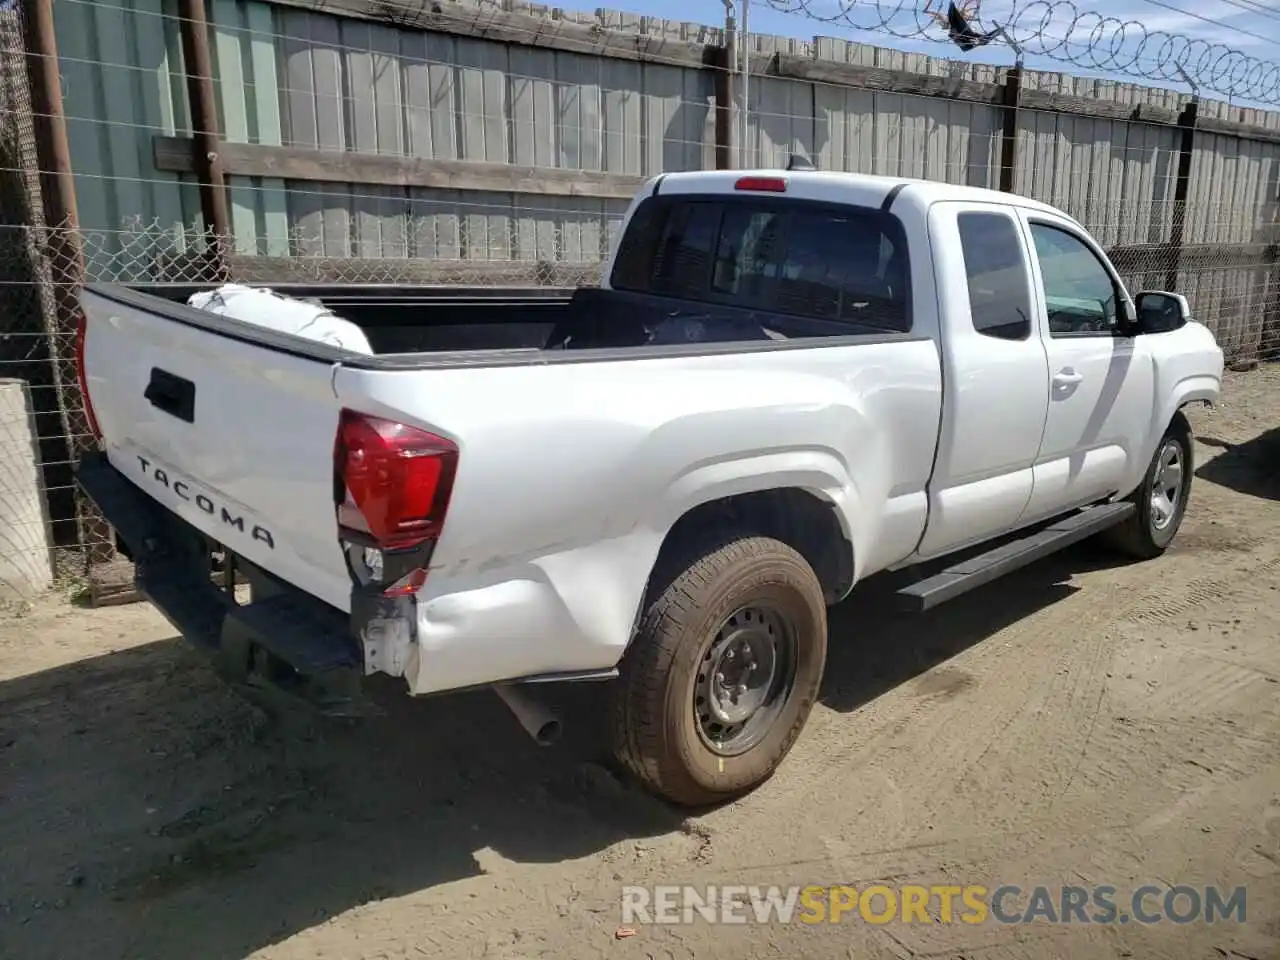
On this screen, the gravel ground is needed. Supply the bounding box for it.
[2,365,1279,960]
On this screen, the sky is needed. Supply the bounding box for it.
[553,0,1280,109]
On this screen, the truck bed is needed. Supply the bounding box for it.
[125,282,902,358]
[130,284,574,354]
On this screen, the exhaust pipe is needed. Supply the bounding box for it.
[494,683,562,746]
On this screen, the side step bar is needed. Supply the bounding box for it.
[897,501,1136,612]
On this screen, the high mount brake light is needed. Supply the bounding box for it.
[334,410,458,552]
[734,176,787,193]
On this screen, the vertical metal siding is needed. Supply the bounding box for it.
[1013,109,1178,249]
[1180,132,1280,356]
[210,0,289,255]
[54,0,199,277]
[49,0,1280,316]
[268,8,707,260]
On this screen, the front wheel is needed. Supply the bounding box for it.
[611,535,827,807]
[1108,414,1194,559]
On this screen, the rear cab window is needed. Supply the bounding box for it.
[610,195,912,334]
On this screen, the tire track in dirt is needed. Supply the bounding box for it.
[1123,554,1280,626]
[1137,656,1268,720]
[735,575,1132,826]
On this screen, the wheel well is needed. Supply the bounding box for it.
[655,489,853,604]
[1167,407,1195,453]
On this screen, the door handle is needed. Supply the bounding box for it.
[1053,368,1084,386]
[145,367,196,423]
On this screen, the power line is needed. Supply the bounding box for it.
[1136,0,1280,42]
[1213,0,1280,23]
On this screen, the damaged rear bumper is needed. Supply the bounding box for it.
[75,452,372,717]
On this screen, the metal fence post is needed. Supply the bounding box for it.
[1167,97,1199,293]
[998,64,1022,193]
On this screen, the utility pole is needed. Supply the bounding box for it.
[716,0,737,169]
[739,0,750,169]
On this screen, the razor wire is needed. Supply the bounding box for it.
[759,0,1280,103]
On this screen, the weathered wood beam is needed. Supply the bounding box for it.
[153,137,649,200]
[267,0,716,69]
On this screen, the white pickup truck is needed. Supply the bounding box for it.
[76,169,1224,806]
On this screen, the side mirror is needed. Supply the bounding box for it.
[1134,291,1192,334]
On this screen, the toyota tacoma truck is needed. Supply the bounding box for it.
[74,169,1224,807]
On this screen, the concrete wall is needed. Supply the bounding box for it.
[0,381,53,602]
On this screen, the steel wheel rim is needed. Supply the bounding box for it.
[694,602,797,757]
[1150,439,1185,531]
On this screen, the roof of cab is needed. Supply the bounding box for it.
[653,168,1075,223]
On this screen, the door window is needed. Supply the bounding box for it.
[957,211,1032,340]
[1029,223,1120,336]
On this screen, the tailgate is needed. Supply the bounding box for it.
[80,284,351,611]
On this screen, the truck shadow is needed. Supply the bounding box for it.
[819,538,1131,714]
[0,542,1130,960]
[0,644,678,960]
[1194,426,1280,502]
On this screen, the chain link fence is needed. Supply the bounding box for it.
[2,0,1278,603]
[0,5,90,605]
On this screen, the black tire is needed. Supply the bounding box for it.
[1107,413,1194,559]
[611,534,827,807]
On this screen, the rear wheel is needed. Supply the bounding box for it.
[611,534,827,807]
[1108,413,1194,559]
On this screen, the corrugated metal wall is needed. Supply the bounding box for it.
[266,6,715,261]
[53,0,712,266]
[53,0,1280,261]
[50,0,1280,360]
[745,36,1005,189]
[1180,128,1280,358]
[211,0,289,256]
[53,0,200,275]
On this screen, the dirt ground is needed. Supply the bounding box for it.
[3,368,1280,960]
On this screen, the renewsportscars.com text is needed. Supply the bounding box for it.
[621,883,1247,926]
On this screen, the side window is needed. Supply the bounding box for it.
[957,211,1032,340]
[1029,223,1120,336]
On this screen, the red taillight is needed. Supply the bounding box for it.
[734,176,787,193]
[76,311,102,440]
[334,410,458,551]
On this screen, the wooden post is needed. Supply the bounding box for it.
[1167,98,1199,292]
[23,0,81,249]
[178,0,231,272]
[998,64,1022,193]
